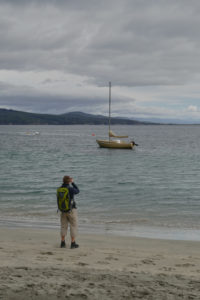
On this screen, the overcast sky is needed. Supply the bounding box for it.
[1,0,200,123]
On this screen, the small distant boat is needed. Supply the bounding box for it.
[96,82,136,150]
[25,131,40,136]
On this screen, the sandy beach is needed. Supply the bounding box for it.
[0,227,200,299]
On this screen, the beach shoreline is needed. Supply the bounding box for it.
[1,215,200,242]
[0,227,200,299]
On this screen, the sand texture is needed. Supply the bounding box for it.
[0,228,200,299]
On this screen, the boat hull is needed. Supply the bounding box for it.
[96,140,134,149]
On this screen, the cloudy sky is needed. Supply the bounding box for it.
[1,0,200,123]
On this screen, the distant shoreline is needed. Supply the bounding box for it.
[0,108,163,125]
[1,108,199,125]
[1,123,200,126]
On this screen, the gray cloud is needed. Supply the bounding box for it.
[1,0,200,122]
[0,93,109,115]
[0,0,200,85]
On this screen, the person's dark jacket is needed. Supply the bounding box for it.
[61,182,79,209]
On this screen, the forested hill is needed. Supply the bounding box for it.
[0,109,154,125]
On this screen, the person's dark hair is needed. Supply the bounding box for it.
[63,176,72,184]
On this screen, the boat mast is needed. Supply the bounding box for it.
[109,81,111,141]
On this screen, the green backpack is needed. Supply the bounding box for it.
[57,187,71,212]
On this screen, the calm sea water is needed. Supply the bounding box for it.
[0,125,200,241]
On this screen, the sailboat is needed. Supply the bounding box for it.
[96,82,135,149]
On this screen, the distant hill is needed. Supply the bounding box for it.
[0,109,156,125]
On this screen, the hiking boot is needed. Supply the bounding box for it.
[71,241,79,249]
[60,240,66,248]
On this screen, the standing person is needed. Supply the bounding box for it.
[57,175,80,249]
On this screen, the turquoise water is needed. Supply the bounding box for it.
[1,125,200,240]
